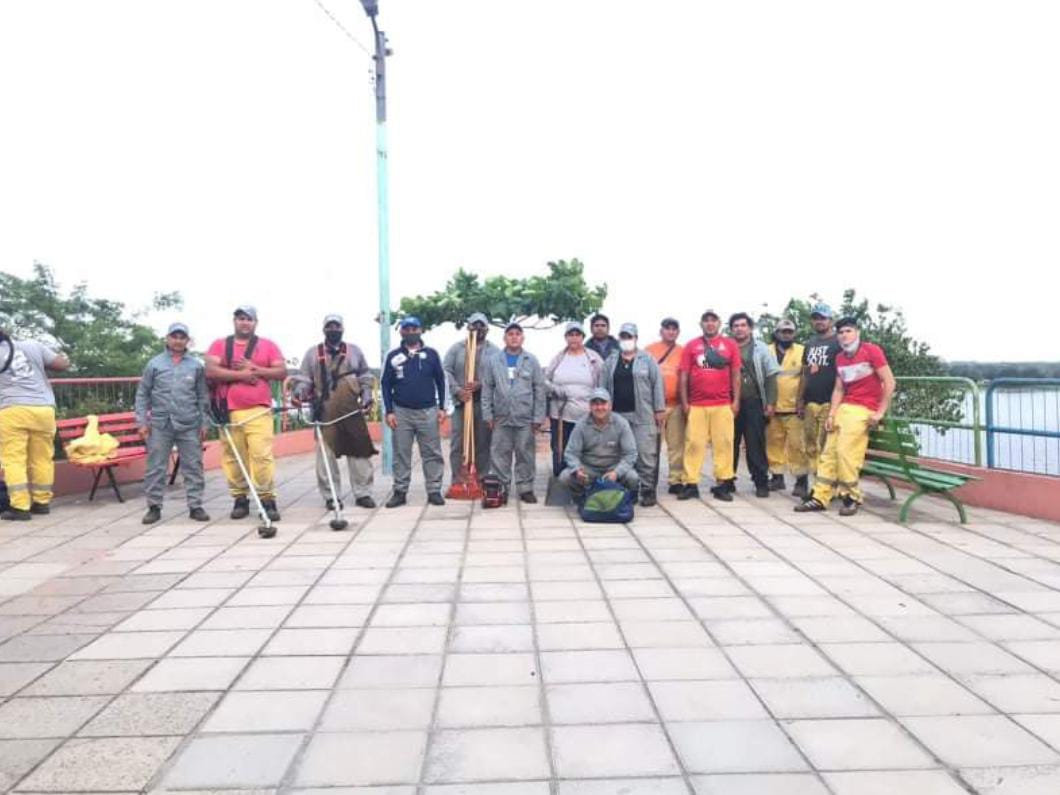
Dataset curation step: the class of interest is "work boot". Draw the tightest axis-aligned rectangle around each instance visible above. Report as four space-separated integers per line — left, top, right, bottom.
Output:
519 492 537 504
677 484 699 501
839 496 860 517
769 474 786 492
230 497 250 520
355 496 376 509
189 507 210 522
794 497 827 513
427 492 446 506
29 502 51 515
325 498 344 511
262 500 281 522
386 491 407 509
1 508 31 521
711 485 734 502
640 491 657 507
721 479 737 494
668 483 684 495
791 475 810 500
142 505 162 525
755 484 771 498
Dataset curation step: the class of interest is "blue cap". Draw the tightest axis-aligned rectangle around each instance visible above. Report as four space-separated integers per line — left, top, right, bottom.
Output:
399 316 422 329
810 303 833 319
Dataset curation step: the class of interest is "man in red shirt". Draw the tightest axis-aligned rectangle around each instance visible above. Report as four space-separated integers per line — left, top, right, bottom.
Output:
677 309 741 502
796 316 895 516
205 306 287 521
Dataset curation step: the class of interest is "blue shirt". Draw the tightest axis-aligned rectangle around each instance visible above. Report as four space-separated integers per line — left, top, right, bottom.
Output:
381 344 446 413
505 352 520 383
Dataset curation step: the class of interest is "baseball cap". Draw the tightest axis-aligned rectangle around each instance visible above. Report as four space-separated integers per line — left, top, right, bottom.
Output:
835 316 859 331
467 312 489 327
234 305 257 321
776 319 797 332
167 322 189 336
505 321 523 332
323 314 343 327
565 321 585 335
589 388 611 403
661 317 680 328
399 316 422 329
619 322 638 337
701 309 720 321
810 303 833 319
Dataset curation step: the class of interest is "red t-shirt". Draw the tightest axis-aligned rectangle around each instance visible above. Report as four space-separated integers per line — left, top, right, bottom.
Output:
679 336 741 406
837 341 888 411
206 336 285 410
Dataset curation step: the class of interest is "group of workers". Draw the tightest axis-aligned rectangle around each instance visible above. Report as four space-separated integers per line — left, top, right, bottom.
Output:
0 299 894 524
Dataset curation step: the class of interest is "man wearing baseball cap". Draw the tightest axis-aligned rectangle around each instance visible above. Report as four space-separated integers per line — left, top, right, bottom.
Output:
645 317 686 494
205 305 287 521
443 312 499 486
767 318 809 498
559 388 639 501
136 323 210 524
798 303 841 479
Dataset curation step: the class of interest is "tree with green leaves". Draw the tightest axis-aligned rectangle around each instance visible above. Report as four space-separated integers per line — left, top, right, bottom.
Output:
0 262 182 377
394 259 607 330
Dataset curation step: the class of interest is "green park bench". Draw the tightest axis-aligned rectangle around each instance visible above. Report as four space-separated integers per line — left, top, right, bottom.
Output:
861 418 977 524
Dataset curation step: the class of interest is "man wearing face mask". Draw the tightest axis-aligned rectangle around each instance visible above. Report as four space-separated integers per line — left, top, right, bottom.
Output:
796 317 895 516
603 323 666 506
766 319 809 498
297 315 377 510
443 312 499 485
382 317 447 507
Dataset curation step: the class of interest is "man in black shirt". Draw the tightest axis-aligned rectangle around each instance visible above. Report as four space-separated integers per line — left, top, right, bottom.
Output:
798 303 841 477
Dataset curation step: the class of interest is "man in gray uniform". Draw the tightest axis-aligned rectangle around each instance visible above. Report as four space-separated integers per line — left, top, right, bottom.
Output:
481 321 547 503
443 312 498 481
559 388 640 500
135 323 209 524
602 322 666 506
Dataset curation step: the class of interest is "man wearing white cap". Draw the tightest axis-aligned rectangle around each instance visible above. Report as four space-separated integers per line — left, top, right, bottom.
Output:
136 323 210 524
443 312 499 482
297 315 377 510
559 388 640 500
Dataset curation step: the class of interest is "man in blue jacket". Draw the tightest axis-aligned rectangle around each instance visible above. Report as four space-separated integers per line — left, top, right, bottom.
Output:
381 317 447 508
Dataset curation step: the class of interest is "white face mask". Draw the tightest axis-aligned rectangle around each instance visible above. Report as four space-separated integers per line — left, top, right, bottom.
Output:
840 333 860 354
619 339 637 353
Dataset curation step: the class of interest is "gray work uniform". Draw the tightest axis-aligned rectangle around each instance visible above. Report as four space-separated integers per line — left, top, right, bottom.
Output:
381 345 446 495
134 351 208 510
559 412 640 497
443 338 498 478
603 351 666 492
298 342 375 501
481 349 546 495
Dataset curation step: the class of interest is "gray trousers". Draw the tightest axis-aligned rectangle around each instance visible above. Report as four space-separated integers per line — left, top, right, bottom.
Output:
489 424 536 494
393 405 444 494
618 412 659 494
144 425 204 509
316 448 374 501
449 400 491 477
559 466 639 498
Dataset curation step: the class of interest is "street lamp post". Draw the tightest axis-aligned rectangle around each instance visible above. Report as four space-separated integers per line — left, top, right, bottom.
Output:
359 0 393 474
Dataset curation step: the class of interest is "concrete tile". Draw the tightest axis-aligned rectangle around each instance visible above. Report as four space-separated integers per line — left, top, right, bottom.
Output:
961 614 1060 641
284 605 371 628
552 723 680 777
0 662 51 696
959 765 1060 795
17 735 181 792
436 685 541 728
0 739 60 791
70 631 185 660
823 769 969 795
961 673 1060 713
226 585 310 606
537 622 624 651
320 688 435 731
0 695 108 738
632 647 737 681
294 731 427 786
162 733 303 788
264 628 358 656
620 621 714 648
669 720 808 774
427 784 548 795
1004 640 1060 672
726 644 836 678
902 715 1060 767
788 616 890 643
689 596 774 620
340 654 443 689
704 619 802 646
785 718 935 770
443 653 538 687
548 681 654 724
562 779 687 795
22 659 152 696
203 690 328 732
540 650 638 683
530 581 602 601
357 627 448 655
691 773 828 794
650 680 768 721
854 675 994 716
914 641 1034 675
818 642 935 676
1013 713 1060 748
533 600 612 624
750 677 880 719
113 607 212 632
132 657 247 692
370 603 451 627
148 588 234 609
449 625 534 653
169 628 273 657
0 633 97 662
424 727 550 782
611 598 693 622
79 692 220 736
236 655 345 690
199 605 293 630
453 602 532 625
461 583 532 602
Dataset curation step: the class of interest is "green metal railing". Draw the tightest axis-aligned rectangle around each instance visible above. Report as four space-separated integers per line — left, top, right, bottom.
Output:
892 376 982 467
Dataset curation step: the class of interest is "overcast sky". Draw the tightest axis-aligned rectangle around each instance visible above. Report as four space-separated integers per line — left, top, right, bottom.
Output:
1 1 1057 364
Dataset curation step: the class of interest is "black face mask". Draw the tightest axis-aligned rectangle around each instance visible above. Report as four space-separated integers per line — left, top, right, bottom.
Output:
402 333 422 347
775 337 793 351
324 330 343 346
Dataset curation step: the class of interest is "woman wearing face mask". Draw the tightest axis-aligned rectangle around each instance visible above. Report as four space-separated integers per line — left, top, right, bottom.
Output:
545 321 605 477
602 323 666 506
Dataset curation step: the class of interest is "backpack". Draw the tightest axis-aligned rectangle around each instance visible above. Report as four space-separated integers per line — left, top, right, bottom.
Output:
209 335 258 424
481 474 505 509
578 478 635 523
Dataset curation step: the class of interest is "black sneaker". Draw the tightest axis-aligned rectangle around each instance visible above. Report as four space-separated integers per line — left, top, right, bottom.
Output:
427 492 446 506
385 491 407 509
722 479 737 494
1 508 32 521
29 502 51 515
189 507 210 521
355 496 376 509
791 476 810 500
519 492 537 504
711 485 734 502
839 496 860 517
769 474 786 492
230 497 250 520
667 483 684 495
794 497 827 513
755 484 771 498
142 505 162 525
262 500 281 522
325 498 344 511
677 484 699 501
640 491 657 507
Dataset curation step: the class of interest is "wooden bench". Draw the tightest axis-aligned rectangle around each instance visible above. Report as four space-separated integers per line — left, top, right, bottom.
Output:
861 418 977 523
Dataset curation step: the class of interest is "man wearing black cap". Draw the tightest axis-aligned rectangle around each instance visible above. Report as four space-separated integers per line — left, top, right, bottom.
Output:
645 318 686 494
481 322 546 502
297 315 377 510
799 303 841 478
443 312 499 484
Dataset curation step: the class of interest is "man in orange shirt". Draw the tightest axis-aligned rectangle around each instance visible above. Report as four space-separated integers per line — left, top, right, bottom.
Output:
644 317 685 494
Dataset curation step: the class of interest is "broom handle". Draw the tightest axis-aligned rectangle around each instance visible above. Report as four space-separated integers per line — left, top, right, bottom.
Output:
464 330 476 467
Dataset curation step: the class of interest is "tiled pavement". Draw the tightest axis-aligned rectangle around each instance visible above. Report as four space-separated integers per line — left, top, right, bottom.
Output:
3 451 1060 794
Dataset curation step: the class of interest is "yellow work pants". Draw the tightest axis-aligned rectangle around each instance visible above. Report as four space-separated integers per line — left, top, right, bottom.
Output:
221 408 276 499
0 406 57 510
662 405 687 486
803 402 830 475
767 413 807 476
683 405 735 484
811 403 873 504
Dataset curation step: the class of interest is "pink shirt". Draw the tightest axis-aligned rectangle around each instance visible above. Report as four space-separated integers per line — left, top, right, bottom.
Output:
206 337 285 410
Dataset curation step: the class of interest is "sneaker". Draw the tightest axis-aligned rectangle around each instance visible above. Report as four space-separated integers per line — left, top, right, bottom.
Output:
519 492 537 504
769 474 786 492
794 497 827 513
839 496 860 517
230 497 250 520
385 491 407 509
189 507 210 521
640 491 657 507
791 476 809 500
29 502 51 515
355 496 376 509
262 500 281 522
722 479 736 494
755 484 771 498
1 508 31 521
427 492 446 506
711 485 734 502
667 483 684 495
142 505 162 525
677 484 700 501
325 498 344 511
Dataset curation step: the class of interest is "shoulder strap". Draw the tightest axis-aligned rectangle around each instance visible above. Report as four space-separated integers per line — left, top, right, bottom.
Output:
655 342 677 365
0 337 13 375
244 334 258 361
224 335 234 367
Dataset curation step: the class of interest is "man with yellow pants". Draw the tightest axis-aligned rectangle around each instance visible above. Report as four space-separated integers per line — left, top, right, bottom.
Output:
0 329 70 521
796 317 895 517
205 306 287 521
798 303 840 480
767 319 809 498
677 309 742 502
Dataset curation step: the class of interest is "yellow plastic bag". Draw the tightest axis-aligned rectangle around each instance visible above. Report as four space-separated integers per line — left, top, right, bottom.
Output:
66 415 120 464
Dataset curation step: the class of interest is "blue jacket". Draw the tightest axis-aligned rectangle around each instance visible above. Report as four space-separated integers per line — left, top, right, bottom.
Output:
381 344 446 413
